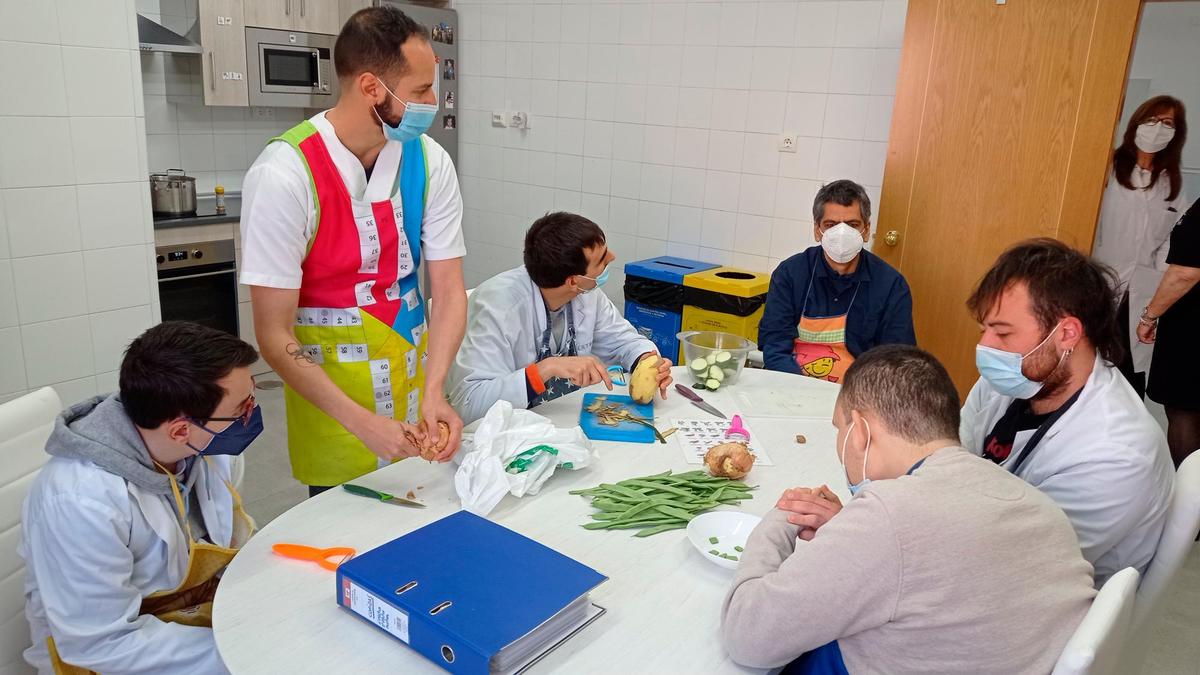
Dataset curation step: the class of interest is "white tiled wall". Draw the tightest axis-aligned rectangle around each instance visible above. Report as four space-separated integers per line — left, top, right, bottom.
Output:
0 0 159 407
452 0 906 305
138 0 310 193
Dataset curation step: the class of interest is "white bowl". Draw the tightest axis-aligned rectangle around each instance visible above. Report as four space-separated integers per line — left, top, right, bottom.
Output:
686 511 762 570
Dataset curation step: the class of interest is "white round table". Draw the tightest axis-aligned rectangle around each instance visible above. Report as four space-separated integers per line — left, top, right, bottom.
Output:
213 368 844 673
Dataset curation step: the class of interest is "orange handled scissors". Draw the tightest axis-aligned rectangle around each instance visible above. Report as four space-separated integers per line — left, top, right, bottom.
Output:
272 543 356 571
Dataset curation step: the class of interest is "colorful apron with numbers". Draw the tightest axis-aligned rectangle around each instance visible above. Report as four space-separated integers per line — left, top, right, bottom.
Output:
48 458 255 674
273 121 430 487
793 264 861 384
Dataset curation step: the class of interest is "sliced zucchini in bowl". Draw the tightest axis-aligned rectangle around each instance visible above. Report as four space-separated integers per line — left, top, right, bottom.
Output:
705 378 721 390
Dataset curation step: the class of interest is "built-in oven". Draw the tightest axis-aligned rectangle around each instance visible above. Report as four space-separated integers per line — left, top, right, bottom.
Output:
245 26 338 107
156 239 239 337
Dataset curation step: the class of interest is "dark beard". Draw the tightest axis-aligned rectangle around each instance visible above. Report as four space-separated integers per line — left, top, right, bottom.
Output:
375 102 402 128
1026 345 1070 402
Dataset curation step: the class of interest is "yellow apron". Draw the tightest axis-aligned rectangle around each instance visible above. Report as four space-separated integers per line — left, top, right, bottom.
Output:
48 458 254 674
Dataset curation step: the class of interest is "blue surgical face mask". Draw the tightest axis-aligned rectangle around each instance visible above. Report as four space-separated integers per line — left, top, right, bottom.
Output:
577 265 611 294
840 418 872 496
374 77 437 143
975 321 1063 400
187 406 264 457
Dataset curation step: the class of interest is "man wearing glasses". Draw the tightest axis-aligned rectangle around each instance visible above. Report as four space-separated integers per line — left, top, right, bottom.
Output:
759 179 916 382
20 322 260 673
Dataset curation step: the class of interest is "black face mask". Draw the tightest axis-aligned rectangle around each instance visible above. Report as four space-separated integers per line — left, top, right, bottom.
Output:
187 406 264 457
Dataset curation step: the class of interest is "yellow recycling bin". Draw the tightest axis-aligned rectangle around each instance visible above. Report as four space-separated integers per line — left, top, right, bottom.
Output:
681 266 771 356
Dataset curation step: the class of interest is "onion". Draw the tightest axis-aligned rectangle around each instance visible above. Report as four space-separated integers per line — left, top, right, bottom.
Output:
704 442 755 479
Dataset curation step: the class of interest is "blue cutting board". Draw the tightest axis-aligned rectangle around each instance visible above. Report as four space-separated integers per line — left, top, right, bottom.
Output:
579 393 656 443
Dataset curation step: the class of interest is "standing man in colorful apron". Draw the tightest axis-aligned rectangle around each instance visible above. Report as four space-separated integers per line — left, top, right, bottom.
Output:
241 7 468 495
759 180 916 382
20 322 261 673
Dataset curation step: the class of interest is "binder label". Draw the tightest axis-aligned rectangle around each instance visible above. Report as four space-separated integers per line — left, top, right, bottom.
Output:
343 578 410 644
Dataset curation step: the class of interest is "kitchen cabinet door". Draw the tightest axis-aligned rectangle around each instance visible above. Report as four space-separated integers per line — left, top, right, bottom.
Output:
244 0 293 30
295 0 342 34
199 0 249 106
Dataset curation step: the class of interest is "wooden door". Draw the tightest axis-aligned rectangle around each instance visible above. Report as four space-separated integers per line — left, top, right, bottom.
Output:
200 0 249 107
244 0 293 30
295 0 342 34
875 0 1142 396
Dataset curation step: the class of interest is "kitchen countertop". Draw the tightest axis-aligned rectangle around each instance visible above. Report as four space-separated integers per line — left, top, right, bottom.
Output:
153 194 242 229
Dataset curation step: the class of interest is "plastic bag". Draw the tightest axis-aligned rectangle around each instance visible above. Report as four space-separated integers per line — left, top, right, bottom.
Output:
454 400 595 516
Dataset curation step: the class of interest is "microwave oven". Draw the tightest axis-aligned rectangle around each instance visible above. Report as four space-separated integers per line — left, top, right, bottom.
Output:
245 26 338 108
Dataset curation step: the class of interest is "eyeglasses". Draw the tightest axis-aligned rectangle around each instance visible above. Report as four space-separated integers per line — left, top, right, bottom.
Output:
1144 116 1176 129
193 393 257 428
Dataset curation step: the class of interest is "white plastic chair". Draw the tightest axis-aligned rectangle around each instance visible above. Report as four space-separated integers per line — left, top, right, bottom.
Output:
1117 450 1200 672
1052 567 1139 675
0 388 62 675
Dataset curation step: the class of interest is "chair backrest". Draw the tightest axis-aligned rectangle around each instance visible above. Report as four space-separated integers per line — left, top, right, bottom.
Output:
1052 567 1139 675
0 388 62 674
1119 450 1200 672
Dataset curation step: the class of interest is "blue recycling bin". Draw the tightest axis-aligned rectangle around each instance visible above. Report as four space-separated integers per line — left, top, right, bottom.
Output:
623 257 718 363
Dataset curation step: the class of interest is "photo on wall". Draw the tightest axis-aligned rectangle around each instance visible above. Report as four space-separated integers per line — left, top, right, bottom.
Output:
443 115 456 130
444 91 455 110
442 58 456 81
432 21 454 45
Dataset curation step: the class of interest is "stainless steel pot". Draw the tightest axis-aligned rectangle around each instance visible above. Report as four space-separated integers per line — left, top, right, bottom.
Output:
150 169 197 216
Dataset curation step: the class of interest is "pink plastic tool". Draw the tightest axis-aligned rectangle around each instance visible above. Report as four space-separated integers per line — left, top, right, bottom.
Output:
724 414 750 443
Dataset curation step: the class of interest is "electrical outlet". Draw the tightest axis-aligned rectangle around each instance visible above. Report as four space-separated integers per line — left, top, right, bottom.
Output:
251 107 275 120
510 111 528 129
778 133 798 153
491 111 509 128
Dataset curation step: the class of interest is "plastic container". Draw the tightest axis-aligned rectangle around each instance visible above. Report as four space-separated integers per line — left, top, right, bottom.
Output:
678 331 756 390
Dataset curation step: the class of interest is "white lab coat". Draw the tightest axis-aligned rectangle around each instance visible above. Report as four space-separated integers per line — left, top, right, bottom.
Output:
959 355 1174 586
20 455 238 674
1092 168 1188 373
448 266 656 425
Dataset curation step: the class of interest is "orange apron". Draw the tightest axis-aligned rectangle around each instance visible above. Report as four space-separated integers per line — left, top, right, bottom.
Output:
793 264 862 384
48 458 254 674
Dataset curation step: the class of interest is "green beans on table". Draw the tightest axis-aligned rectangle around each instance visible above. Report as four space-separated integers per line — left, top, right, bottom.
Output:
569 470 754 537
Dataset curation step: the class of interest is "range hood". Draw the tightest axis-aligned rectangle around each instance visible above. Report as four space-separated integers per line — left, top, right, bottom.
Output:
137 14 201 54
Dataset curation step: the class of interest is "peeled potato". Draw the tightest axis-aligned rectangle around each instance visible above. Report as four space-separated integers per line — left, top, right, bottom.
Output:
704 442 755 480
629 355 660 404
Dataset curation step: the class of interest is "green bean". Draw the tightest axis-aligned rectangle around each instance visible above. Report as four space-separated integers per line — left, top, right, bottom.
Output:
635 523 687 537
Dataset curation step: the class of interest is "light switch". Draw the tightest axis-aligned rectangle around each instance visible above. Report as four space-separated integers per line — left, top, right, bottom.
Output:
492 111 509 128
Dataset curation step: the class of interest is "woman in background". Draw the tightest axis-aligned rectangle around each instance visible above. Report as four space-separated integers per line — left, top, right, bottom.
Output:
1092 95 1188 398
1139 198 1200 468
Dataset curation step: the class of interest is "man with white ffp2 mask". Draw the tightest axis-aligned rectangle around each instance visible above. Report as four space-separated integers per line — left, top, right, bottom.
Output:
759 180 915 383
721 345 1095 674
959 239 1174 586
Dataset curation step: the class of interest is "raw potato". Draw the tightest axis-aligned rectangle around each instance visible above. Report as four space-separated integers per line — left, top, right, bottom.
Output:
629 355 660 404
704 441 755 480
405 421 451 461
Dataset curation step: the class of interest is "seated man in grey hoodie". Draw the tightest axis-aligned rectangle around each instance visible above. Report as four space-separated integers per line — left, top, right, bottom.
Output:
721 345 1096 674
20 322 261 674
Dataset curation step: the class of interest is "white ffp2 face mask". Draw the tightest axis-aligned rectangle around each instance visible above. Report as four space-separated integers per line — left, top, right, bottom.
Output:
1135 121 1175 154
820 222 865 264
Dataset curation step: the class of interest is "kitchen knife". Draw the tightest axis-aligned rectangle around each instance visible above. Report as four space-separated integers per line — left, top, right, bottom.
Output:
343 483 426 508
673 383 728 419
